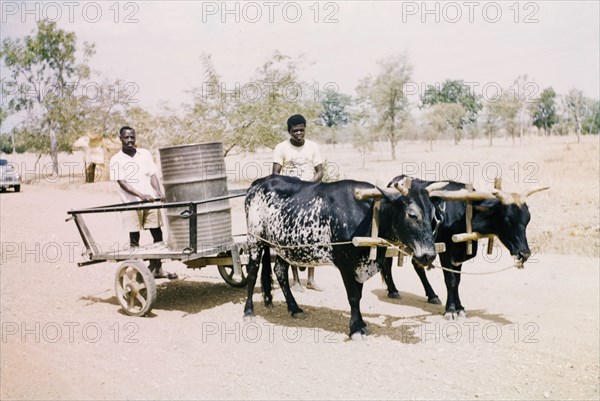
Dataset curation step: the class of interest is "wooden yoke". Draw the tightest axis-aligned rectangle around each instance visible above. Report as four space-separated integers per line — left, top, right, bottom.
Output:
354 188 383 200
465 182 474 255
451 178 500 254
370 199 381 260
354 179 440 263
487 177 502 255
355 184 406 260
396 177 411 266
354 187 383 260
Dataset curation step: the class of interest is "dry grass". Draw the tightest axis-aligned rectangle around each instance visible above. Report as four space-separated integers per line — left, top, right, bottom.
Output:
5 134 599 257
226 135 599 257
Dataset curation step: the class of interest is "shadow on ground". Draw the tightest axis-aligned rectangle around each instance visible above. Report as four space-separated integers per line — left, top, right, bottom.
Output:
253 301 421 344
79 278 260 317
372 288 514 325
256 293 514 344
80 280 512 341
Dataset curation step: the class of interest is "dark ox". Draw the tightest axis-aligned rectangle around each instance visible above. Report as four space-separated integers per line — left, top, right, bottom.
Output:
382 175 548 319
243 174 438 337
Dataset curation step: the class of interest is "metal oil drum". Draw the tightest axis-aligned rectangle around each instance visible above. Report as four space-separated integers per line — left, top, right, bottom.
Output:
159 142 233 253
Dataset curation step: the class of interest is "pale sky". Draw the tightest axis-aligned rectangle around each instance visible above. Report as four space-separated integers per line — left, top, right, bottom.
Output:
1 0 599 126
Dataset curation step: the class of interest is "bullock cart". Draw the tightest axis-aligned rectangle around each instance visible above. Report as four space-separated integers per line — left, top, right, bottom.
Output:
67 142 253 317
66 189 249 317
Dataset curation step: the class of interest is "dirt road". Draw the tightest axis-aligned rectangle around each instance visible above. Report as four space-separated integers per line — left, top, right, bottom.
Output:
2 137 599 400
1 181 598 400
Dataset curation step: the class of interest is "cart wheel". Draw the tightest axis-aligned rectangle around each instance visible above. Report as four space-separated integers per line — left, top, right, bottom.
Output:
115 260 157 316
217 264 248 287
217 250 248 288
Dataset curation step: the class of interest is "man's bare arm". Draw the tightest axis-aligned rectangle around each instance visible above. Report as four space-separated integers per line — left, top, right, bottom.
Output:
150 174 165 201
117 180 155 201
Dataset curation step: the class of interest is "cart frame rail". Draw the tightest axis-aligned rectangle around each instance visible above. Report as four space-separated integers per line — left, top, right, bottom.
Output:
66 189 247 265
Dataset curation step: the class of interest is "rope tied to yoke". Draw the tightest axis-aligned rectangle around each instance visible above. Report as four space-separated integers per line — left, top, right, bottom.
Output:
248 233 519 275
248 233 353 249
247 233 355 267
424 262 517 275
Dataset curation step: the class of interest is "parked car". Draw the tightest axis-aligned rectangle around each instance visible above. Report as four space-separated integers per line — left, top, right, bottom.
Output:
0 159 21 192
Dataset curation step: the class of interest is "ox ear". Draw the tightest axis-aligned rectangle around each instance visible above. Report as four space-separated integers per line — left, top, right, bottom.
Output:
393 182 410 196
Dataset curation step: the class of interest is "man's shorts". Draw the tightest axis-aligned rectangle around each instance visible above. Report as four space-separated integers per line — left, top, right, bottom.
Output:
121 209 162 232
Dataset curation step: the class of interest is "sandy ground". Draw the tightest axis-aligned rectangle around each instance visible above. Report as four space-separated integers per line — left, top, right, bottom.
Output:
1 136 599 400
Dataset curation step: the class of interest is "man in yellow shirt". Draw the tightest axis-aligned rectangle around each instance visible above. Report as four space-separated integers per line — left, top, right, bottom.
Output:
270 114 324 291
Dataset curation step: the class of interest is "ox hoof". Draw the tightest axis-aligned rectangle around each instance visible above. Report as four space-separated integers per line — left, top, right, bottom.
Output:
243 314 255 323
388 292 401 299
443 310 466 320
444 311 456 321
350 332 368 341
428 296 442 305
291 310 306 319
264 303 275 310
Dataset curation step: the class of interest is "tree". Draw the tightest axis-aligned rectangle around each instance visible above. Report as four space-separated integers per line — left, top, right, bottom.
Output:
356 54 413 160
510 74 535 145
563 89 587 143
235 51 321 153
479 107 501 147
66 78 140 182
426 103 466 149
1 20 94 174
122 106 159 147
485 90 519 145
350 123 375 168
317 91 351 148
319 91 351 127
182 53 236 151
531 87 557 135
424 103 467 148
185 51 321 156
421 79 482 130
0 106 15 153
582 99 600 135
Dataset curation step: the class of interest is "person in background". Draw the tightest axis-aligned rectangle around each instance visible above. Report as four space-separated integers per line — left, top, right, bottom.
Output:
268 114 324 291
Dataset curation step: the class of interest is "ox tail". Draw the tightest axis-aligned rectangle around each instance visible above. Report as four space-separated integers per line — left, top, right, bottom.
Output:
260 246 274 305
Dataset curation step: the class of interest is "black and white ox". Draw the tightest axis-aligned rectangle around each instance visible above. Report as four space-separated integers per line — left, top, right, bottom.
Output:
381 175 548 319
243 174 440 337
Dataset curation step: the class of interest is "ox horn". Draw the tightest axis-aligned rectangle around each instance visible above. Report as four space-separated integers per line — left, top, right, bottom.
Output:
491 186 549 205
525 186 550 198
424 181 449 193
393 182 409 196
354 187 400 200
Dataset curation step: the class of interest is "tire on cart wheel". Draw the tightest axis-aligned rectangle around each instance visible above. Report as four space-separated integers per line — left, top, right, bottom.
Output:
217 252 248 288
115 260 157 316
14 185 20 192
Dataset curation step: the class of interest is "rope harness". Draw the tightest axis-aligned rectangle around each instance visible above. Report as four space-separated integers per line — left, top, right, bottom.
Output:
248 233 519 274
426 262 517 275
248 233 353 267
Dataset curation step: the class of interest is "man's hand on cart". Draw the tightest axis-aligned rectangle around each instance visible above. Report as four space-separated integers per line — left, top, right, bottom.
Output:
139 193 159 202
